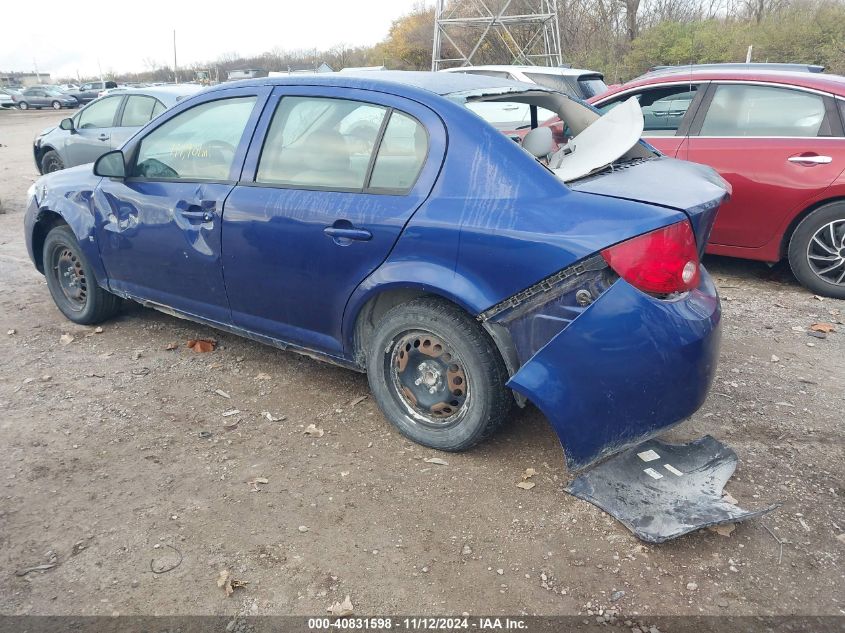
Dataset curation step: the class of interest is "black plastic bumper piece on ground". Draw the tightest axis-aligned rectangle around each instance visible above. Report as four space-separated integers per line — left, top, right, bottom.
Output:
565 435 779 543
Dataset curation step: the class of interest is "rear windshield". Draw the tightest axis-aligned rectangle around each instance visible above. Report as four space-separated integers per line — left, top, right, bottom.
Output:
465 101 556 131
578 77 608 98
523 73 578 98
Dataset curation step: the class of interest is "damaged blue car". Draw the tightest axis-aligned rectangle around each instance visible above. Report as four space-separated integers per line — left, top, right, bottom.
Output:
24 71 729 472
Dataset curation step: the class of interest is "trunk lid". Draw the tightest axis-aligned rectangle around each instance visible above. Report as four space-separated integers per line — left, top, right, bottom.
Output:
567 157 730 253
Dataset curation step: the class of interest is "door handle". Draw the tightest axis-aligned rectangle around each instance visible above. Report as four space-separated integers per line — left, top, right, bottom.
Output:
180 209 214 222
324 227 372 241
97 134 110 141
175 199 216 223
788 154 832 165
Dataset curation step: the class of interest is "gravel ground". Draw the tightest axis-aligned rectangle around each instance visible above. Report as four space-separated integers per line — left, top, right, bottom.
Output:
0 108 843 621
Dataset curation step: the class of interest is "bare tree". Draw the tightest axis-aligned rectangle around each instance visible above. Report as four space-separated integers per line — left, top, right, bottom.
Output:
621 0 642 40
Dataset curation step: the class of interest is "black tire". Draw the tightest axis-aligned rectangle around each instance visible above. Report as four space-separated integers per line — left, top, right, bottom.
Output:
366 297 511 452
42 225 121 324
51 100 62 110
41 150 64 174
18 101 28 110
787 201 845 299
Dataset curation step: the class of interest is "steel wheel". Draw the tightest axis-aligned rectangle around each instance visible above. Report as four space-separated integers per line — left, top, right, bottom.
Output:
388 331 470 428
41 150 64 173
50 246 88 312
806 219 845 287
367 297 511 451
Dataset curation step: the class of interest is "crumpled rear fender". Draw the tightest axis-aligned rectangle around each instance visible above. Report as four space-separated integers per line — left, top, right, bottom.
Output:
507 269 721 471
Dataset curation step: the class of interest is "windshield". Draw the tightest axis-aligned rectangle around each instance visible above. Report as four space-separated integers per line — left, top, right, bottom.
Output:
46 90 64 97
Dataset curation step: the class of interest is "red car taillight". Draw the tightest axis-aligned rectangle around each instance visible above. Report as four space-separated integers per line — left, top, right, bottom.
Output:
601 221 700 295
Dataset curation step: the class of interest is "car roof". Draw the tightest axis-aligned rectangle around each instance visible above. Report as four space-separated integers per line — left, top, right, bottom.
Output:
640 63 825 78
208 70 548 98
603 68 845 97
441 65 602 78
105 84 205 105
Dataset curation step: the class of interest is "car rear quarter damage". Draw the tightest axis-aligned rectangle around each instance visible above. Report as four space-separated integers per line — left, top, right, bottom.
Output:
496 262 721 471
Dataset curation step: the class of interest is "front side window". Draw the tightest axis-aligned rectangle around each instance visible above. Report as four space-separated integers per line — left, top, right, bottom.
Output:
121 95 161 127
133 96 256 180
700 84 827 137
257 96 387 189
77 96 122 129
369 111 428 191
597 85 698 136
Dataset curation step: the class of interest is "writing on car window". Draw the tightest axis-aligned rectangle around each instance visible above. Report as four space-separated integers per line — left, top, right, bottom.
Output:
133 96 256 180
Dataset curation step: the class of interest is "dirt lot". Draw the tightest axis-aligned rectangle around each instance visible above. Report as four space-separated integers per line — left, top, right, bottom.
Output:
0 108 843 621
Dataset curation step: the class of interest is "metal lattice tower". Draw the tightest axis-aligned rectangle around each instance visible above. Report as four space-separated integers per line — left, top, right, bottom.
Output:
431 0 562 71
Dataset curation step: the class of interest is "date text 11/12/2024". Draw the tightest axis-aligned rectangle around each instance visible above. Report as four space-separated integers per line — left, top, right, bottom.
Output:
308 617 528 630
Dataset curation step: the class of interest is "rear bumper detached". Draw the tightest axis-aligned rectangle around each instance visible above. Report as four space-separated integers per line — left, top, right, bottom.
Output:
507 267 721 472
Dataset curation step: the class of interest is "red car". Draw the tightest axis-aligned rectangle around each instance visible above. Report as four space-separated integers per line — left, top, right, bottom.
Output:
589 68 845 298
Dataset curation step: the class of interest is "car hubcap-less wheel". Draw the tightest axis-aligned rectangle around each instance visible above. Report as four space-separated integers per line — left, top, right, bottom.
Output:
807 219 845 286
388 332 469 428
43 156 62 173
52 247 88 311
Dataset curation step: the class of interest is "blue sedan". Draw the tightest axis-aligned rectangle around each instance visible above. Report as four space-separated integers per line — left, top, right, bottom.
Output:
24 71 729 471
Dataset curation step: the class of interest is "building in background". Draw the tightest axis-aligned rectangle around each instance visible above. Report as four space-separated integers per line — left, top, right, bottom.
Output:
226 68 270 81
269 62 334 76
0 72 52 87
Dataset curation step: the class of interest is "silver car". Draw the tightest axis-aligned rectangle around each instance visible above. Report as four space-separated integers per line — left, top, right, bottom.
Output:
13 87 79 110
33 85 203 174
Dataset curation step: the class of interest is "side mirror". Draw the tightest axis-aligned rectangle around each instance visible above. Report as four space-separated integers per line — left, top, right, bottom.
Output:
59 118 75 132
94 150 126 179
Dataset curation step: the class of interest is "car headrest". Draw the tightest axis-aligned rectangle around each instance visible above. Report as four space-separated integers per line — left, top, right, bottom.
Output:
522 126 555 158
304 129 350 172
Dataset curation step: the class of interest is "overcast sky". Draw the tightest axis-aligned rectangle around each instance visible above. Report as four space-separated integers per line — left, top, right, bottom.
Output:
2 0 426 80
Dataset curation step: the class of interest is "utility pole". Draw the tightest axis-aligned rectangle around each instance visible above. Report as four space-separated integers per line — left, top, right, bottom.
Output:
173 30 179 84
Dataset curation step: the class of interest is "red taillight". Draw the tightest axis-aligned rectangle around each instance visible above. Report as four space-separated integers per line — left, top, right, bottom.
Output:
601 221 700 295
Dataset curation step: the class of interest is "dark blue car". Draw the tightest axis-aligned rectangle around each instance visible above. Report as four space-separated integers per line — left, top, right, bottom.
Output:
24 72 729 471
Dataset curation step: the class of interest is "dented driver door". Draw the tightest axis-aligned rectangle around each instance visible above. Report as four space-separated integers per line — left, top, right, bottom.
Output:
94 88 270 324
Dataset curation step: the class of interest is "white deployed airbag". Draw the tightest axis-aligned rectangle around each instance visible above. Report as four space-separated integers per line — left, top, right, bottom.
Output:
550 97 644 183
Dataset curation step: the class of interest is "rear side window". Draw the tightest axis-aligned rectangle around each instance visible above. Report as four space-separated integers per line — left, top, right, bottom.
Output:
700 84 827 137
257 96 387 190
368 111 428 192
120 95 161 127
133 96 256 180
78 96 122 129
